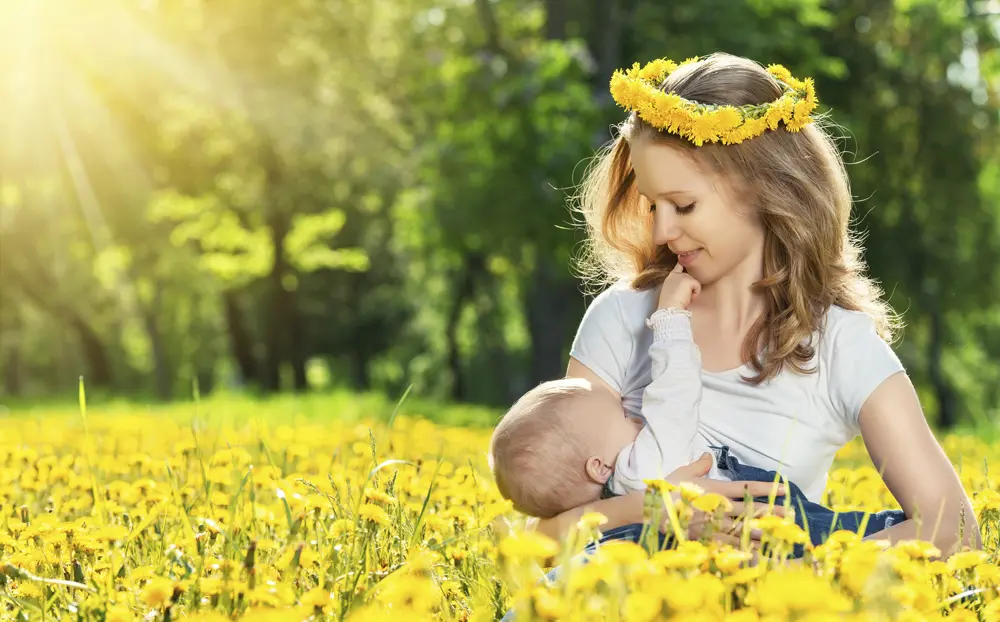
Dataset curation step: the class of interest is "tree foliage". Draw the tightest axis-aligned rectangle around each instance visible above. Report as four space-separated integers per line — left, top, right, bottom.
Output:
1 0 998 428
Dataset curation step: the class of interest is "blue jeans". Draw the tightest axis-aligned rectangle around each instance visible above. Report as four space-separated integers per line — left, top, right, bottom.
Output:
711 444 905 556
499 445 905 621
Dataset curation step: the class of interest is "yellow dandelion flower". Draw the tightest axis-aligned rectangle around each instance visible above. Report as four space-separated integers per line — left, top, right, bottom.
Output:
691 492 733 514
766 64 794 84
685 113 721 146
301 587 332 609
331 518 355 538
637 58 677 82
714 547 753 573
364 487 396 505
977 561 1000 585
624 591 662 622
141 576 176 608
358 503 391 526
105 606 135 622
894 539 941 560
498 531 559 561
948 550 987 572
577 512 609 531
593 540 648 565
532 586 565 619
651 541 709 570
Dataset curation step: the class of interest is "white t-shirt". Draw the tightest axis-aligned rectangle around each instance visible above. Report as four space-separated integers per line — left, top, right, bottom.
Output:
570 281 906 502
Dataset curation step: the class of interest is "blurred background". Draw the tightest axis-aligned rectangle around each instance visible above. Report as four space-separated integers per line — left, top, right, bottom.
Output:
0 0 998 430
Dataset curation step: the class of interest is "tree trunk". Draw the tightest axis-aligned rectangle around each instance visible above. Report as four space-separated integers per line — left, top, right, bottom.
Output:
70 314 113 389
288 296 308 392
525 256 580 387
262 210 308 393
2 347 21 397
222 290 258 388
6 262 114 389
475 0 503 53
348 273 372 391
445 253 485 402
544 0 568 39
927 301 957 429
262 215 287 393
141 285 172 400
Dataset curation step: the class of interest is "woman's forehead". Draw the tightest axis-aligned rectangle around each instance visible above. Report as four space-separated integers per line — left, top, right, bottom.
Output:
631 141 705 197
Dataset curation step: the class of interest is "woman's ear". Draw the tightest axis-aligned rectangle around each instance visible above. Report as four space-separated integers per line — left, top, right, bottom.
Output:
584 456 613 485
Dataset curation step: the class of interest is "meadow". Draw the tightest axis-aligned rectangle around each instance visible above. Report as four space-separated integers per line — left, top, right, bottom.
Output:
1 388 998 621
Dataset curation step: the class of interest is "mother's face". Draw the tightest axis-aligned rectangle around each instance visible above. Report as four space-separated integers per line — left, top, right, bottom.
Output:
629 136 766 286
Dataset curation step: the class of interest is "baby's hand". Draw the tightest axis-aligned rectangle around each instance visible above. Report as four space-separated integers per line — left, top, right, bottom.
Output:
657 262 701 310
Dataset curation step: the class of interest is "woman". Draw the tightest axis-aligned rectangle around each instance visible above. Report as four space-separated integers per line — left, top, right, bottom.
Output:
534 53 980 557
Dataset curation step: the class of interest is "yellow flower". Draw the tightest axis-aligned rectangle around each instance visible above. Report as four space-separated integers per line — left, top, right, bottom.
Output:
301 587 332 608
751 569 851 615
358 503 391 526
767 64 794 84
691 492 733 514
636 58 678 82
623 591 662 622
611 57 817 144
141 577 176 608
364 487 397 505
948 550 987 572
714 547 753 573
577 512 609 530
331 518 355 538
651 541 709 570
894 539 941 560
532 586 565 619
105 605 134 622
498 531 559 561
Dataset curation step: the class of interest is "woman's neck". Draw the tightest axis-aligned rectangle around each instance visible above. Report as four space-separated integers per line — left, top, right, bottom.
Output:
694 254 766 332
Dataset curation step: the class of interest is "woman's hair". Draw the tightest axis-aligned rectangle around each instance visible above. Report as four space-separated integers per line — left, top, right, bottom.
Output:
573 52 900 385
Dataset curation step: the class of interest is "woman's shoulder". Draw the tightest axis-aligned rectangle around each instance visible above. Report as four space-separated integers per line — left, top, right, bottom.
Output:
583 280 659 332
816 304 903 373
815 305 906 423
570 280 658 393
818 305 887 347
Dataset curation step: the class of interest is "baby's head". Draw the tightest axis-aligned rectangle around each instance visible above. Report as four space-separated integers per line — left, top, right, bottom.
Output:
488 378 640 518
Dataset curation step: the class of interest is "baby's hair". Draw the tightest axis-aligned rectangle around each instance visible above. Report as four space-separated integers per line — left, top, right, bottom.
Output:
489 378 598 518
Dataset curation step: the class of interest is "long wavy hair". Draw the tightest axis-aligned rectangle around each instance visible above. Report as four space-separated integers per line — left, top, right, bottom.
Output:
573 52 900 384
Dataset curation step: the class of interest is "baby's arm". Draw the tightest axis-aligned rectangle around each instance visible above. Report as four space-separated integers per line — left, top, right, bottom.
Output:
609 309 703 494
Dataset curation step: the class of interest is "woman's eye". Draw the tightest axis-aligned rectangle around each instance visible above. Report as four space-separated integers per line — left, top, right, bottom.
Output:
676 203 696 215
648 202 656 213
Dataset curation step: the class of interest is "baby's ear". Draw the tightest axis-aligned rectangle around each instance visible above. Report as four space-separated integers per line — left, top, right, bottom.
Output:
584 456 613 485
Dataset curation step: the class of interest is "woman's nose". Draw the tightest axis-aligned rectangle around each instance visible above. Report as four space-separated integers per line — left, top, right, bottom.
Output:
652 207 681 246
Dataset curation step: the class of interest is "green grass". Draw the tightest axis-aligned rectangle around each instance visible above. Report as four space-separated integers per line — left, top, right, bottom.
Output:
3 386 996 442
1 387 505 429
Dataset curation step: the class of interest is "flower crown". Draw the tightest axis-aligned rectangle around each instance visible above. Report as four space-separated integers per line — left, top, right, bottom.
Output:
609 57 818 146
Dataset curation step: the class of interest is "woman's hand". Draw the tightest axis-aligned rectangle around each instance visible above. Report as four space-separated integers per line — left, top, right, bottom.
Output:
662 453 787 546
666 452 786 500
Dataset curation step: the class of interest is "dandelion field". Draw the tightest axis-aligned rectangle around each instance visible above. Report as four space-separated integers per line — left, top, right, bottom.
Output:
1 390 999 621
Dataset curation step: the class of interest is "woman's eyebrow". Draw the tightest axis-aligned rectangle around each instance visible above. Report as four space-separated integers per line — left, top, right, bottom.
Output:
636 187 695 199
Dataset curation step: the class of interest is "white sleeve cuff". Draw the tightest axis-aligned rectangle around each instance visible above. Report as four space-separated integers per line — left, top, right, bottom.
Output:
646 308 694 342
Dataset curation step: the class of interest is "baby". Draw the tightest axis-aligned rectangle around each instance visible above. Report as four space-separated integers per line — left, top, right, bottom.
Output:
489 264 905 548
489 263 715 518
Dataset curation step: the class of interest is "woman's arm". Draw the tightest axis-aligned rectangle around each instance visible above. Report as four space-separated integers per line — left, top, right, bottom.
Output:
857 372 981 556
529 491 645 540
